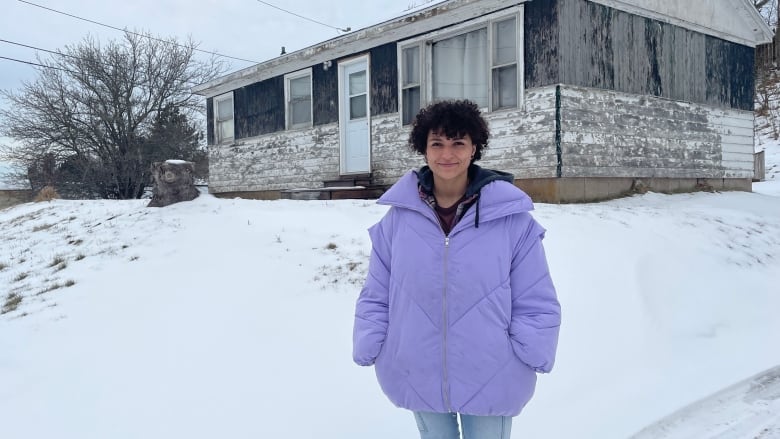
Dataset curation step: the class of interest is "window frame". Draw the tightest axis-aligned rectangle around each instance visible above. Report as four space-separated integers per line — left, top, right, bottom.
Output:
399 45 422 126
213 92 235 144
284 68 313 130
397 6 524 125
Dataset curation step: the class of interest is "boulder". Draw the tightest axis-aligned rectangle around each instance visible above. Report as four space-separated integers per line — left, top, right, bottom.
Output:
147 160 199 207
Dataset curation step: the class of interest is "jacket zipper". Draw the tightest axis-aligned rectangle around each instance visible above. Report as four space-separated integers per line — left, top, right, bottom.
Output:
442 235 452 411
427 205 457 412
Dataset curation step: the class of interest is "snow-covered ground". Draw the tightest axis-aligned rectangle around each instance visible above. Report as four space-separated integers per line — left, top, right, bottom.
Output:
630 365 780 439
1 168 779 438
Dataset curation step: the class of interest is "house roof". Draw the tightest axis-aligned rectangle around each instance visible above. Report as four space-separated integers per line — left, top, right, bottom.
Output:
192 0 524 98
193 0 774 98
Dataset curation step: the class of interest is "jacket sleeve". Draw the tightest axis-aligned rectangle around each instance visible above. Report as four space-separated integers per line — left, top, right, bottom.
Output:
508 216 561 373
352 211 393 366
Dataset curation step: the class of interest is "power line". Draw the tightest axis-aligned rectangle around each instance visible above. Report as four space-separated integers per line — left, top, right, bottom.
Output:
17 0 260 64
0 53 204 90
0 38 78 60
0 55 77 74
254 0 351 33
0 38 203 87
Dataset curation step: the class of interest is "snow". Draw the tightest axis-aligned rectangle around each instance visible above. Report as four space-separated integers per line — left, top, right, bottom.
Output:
1 168 779 438
164 159 191 165
630 366 780 439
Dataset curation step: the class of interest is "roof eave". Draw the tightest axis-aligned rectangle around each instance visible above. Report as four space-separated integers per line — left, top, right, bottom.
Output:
192 0 525 98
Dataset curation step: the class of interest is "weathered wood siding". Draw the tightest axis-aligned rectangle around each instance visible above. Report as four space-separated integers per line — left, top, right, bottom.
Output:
481 87 559 179
234 77 285 138
559 85 754 179
525 0 560 88
369 114 419 185
206 97 214 145
313 62 338 126
370 43 399 116
530 0 756 110
705 37 756 111
208 86 559 193
208 124 341 193
367 86 560 187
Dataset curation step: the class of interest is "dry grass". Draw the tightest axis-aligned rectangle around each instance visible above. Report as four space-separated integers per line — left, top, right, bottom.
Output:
34 186 60 202
32 223 55 232
2 293 22 314
48 255 66 268
0 261 8 271
35 280 76 296
13 272 29 282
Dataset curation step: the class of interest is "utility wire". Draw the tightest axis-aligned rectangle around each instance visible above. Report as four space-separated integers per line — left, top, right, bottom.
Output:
0 52 203 90
0 55 77 74
17 0 260 64
254 0 351 32
1 38 79 60
0 38 204 87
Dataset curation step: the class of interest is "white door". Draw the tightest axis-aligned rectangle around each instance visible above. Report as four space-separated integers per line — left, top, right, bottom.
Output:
339 57 370 175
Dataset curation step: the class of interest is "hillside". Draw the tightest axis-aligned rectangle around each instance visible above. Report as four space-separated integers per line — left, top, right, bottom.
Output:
1 174 779 438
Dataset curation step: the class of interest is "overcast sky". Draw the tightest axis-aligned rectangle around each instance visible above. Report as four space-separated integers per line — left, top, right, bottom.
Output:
1 0 443 92
0 0 443 173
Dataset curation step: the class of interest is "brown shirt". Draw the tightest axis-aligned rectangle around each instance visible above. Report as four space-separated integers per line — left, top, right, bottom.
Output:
434 194 468 235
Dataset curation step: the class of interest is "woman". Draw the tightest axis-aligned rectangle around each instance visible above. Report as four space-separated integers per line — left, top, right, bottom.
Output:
353 100 561 439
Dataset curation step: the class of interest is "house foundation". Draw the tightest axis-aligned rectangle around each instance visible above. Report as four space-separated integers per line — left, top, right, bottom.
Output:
515 177 752 203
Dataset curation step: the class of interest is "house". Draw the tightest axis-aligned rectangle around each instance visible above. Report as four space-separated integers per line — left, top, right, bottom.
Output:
193 0 773 203
0 164 31 209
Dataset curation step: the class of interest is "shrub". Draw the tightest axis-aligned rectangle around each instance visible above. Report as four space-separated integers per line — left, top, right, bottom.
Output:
34 186 60 202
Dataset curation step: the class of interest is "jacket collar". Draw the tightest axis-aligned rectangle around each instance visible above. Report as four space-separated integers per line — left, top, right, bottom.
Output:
378 165 535 227
416 164 515 198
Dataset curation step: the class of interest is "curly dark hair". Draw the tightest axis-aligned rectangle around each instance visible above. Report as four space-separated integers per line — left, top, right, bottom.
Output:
408 99 490 163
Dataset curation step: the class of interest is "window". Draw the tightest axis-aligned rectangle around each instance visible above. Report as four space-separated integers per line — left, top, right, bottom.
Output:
214 92 234 143
399 9 522 124
285 69 313 129
432 27 488 107
349 70 367 119
492 17 518 109
401 45 421 125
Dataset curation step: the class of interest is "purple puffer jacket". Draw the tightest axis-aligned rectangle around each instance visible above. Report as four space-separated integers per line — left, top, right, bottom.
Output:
353 170 561 416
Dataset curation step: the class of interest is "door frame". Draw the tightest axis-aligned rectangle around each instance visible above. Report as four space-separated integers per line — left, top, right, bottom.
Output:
337 54 371 176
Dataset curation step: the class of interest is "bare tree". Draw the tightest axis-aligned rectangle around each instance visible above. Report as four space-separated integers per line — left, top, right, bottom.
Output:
755 0 771 10
755 0 780 137
0 31 225 199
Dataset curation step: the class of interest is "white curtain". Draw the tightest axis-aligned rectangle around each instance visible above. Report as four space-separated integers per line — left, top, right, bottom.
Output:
432 28 488 107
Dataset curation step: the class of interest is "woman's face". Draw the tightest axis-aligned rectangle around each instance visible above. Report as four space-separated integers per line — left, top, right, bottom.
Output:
425 130 476 185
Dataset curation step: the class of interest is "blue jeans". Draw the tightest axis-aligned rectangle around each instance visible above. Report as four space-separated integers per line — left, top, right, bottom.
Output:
413 411 512 439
